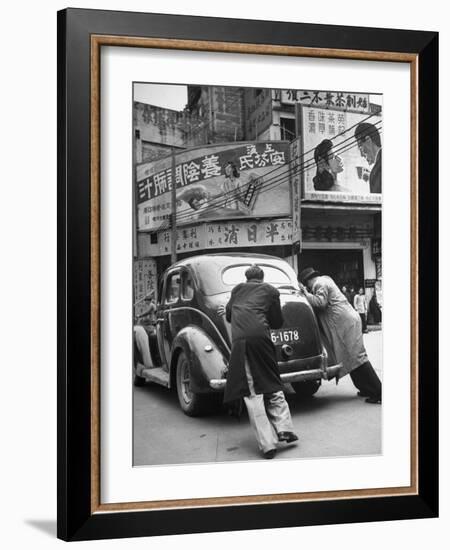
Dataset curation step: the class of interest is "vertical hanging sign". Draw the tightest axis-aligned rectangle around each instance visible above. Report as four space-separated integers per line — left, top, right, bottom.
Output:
290 133 302 253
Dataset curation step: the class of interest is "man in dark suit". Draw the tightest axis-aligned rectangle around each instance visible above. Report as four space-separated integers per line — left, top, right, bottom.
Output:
354 122 382 194
218 265 298 459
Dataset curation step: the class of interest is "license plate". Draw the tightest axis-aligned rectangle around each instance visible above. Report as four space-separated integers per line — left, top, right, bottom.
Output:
271 328 300 345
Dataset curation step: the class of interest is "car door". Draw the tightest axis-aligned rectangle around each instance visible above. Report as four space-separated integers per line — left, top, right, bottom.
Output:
156 269 181 369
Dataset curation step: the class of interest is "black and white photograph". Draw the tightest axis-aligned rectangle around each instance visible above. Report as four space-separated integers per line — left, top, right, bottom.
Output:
0 0 443 546
132 83 383 465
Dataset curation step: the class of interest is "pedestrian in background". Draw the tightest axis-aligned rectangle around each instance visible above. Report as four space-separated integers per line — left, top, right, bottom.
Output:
354 287 369 334
218 265 298 459
134 292 157 369
136 292 157 337
298 267 382 404
369 289 382 324
341 284 352 304
348 285 356 309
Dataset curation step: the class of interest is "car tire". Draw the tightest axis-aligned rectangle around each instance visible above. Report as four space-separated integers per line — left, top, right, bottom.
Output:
292 380 321 398
176 351 216 416
133 372 146 387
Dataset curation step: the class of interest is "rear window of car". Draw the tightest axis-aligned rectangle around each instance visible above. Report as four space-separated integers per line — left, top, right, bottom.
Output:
222 265 292 287
191 258 298 295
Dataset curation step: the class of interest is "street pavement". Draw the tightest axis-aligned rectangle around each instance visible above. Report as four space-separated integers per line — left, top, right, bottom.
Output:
133 329 382 465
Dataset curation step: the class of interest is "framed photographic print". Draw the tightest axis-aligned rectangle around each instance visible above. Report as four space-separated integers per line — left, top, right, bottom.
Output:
57 8 438 541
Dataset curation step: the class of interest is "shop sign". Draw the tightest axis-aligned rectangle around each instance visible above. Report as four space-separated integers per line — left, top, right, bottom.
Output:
136 141 291 231
289 138 302 249
147 219 294 257
205 219 293 249
274 89 370 114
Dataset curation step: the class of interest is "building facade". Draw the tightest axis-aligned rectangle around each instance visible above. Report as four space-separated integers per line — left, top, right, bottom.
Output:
134 87 383 318
134 101 209 163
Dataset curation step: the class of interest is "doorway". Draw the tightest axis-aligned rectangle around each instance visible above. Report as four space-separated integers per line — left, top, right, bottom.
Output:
298 249 364 290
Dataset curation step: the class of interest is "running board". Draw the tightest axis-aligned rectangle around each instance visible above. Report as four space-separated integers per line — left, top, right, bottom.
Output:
138 365 170 387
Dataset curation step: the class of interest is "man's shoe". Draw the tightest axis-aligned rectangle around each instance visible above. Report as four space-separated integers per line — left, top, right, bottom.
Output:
263 449 277 459
365 396 382 404
357 391 369 398
278 431 299 443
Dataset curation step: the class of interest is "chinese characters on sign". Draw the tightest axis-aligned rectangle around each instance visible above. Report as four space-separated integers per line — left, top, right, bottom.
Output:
133 259 158 316
206 220 293 248
146 219 294 256
158 226 203 255
299 105 382 203
305 108 347 137
136 142 291 231
289 138 302 249
274 90 370 114
137 143 287 202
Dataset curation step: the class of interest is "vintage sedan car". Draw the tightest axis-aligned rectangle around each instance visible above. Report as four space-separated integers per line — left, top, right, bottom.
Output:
134 253 342 416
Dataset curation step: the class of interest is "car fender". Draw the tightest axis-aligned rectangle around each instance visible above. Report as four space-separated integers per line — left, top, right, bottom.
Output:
171 326 228 393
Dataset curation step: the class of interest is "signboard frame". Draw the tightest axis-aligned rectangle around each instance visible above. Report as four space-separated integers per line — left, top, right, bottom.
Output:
298 104 383 204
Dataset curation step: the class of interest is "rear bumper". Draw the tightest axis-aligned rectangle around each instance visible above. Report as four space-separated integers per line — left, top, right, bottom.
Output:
209 355 342 390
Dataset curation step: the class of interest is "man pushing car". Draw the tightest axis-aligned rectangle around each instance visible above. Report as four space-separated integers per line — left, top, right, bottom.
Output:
218 264 299 459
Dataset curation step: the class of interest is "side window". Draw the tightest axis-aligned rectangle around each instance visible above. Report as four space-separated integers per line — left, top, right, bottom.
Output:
165 272 181 304
181 271 195 301
157 279 164 305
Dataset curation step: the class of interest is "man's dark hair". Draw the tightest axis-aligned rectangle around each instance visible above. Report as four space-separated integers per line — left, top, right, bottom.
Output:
225 161 240 178
354 122 381 148
245 264 264 281
312 139 334 191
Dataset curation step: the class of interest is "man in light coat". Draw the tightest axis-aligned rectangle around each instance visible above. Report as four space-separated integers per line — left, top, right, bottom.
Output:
298 267 382 404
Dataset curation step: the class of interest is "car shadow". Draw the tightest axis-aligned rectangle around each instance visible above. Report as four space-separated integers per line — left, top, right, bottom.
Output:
134 380 360 423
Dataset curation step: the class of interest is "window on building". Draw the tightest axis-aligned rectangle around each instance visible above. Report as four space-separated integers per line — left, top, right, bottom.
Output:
280 117 296 140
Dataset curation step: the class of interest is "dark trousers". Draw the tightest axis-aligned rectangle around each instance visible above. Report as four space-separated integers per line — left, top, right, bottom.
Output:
359 313 368 333
350 361 382 400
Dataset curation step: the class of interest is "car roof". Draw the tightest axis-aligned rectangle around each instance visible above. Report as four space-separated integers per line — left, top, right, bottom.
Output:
168 253 289 271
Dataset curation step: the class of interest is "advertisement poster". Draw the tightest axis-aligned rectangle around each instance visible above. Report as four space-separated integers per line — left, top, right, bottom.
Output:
136 141 290 231
299 105 382 203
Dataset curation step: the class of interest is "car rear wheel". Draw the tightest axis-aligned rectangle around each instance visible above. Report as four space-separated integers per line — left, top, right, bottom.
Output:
133 373 146 387
292 380 321 398
176 351 216 416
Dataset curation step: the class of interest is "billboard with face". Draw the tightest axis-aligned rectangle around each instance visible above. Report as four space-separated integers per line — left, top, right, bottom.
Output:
136 141 290 231
299 105 382 203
